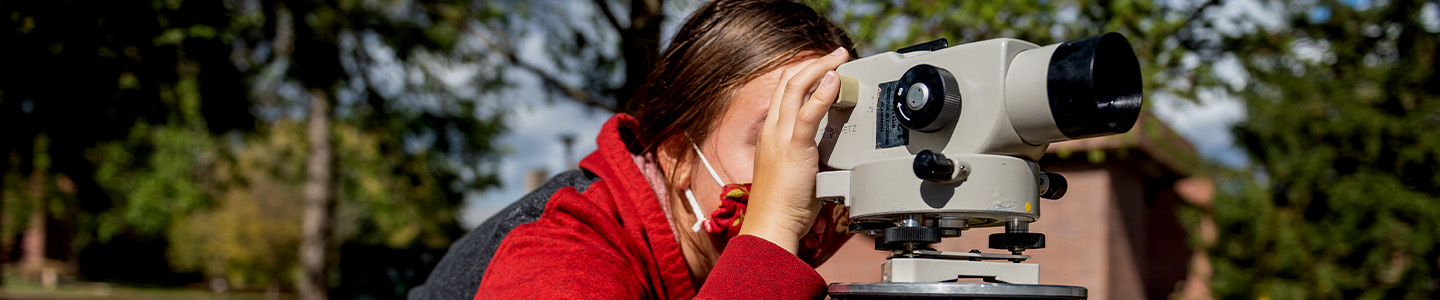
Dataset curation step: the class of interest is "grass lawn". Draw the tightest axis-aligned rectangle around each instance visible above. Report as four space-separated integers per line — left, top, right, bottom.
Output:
1 275 295 300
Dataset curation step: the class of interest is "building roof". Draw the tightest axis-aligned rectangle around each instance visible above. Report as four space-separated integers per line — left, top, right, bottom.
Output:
1045 112 1203 177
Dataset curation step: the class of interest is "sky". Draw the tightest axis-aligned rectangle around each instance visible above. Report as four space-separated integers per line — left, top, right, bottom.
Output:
456 0 1296 228
455 1 703 227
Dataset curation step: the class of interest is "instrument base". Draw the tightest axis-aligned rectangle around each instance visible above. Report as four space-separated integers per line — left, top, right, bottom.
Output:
828 282 1087 300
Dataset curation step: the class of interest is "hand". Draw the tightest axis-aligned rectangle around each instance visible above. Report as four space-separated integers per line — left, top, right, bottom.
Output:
739 47 849 254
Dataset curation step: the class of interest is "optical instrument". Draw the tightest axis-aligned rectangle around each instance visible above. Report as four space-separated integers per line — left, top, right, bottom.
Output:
817 32 1143 299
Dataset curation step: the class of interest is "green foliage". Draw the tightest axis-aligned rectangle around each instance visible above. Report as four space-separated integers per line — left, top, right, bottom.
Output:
89 72 220 241
165 121 306 290
90 123 218 242
331 114 505 250
1 0 509 293
1199 1 1440 298
165 120 325 290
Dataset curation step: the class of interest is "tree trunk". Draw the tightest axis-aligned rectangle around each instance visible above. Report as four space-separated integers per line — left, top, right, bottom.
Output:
299 88 335 300
0 150 9 288
617 0 664 112
21 169 45 280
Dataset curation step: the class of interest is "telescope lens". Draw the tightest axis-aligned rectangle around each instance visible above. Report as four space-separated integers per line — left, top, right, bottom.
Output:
1046 32 1143 138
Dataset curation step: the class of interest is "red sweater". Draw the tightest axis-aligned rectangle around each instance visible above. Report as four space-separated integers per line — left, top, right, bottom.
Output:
475 114 827 299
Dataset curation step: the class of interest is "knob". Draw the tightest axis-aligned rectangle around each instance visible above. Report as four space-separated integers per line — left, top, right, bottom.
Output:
988 232 1047 250
876 226 942 250
1039 172 1067 199
991 219 1045 257
833 76 860 108
912 150 954 182
893 64 962 132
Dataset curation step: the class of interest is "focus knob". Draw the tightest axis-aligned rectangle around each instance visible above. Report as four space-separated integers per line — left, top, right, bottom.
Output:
894 64 962 132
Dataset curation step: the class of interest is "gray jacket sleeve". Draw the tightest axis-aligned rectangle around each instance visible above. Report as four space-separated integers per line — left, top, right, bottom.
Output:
407 169 599 300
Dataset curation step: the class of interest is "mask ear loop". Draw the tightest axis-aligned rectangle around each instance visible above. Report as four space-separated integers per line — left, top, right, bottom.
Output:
684 190 707 232
685 141 727 232
690 143 726 186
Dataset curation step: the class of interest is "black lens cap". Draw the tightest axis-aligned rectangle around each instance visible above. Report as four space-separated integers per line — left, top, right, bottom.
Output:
1046 32 1143 139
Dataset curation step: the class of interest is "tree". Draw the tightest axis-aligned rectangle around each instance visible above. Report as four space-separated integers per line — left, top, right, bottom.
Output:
494 0 1225 122
167 122 306 292
180 0 510 297
2 0 509 298
468 0 676 113
1 0 254 284
299 87 334 300
1191 1 1440 298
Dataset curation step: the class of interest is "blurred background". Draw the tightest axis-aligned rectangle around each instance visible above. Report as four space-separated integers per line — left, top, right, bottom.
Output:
0 0 1436 299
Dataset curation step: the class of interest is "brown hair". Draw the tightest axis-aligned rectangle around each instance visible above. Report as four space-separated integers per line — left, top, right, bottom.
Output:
628 0 855 162
625 1 853 277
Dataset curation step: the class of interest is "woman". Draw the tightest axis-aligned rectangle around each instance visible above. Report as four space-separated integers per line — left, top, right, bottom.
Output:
411 1 856 299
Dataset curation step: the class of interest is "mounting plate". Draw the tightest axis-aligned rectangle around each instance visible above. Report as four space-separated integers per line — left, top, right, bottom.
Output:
829 282 1087 300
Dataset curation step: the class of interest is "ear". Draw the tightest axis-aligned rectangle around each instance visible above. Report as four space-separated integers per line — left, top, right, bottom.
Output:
657 145 694 191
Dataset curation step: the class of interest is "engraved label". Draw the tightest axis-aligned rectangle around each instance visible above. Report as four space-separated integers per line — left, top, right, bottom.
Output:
874 81 908 149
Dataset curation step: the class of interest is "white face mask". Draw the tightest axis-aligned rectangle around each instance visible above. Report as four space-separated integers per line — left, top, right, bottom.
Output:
684 142 726 232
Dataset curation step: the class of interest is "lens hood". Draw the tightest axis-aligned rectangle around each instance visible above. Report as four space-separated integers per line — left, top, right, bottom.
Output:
1045 32 1143 138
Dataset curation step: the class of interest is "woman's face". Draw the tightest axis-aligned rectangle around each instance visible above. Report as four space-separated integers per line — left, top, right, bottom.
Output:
688 54 821 209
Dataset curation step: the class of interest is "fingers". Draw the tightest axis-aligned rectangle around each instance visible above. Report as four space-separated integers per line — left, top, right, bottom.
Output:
794 70 839 142
775 48 849 133
766 58 819 131
745 48 852 254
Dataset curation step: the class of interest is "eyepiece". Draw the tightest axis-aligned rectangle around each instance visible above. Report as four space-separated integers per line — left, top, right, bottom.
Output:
1046 32 1143 138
